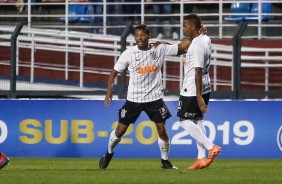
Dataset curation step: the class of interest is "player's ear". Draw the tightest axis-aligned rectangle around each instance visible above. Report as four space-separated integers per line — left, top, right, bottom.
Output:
148 33 152 39
192 24 196 31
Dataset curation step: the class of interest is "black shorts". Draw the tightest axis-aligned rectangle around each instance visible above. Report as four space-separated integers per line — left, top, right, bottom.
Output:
177 93 210 120
118 99 171 126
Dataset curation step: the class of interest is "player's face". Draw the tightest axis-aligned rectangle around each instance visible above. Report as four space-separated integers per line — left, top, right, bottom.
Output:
134 28 151 50
182 19 194 38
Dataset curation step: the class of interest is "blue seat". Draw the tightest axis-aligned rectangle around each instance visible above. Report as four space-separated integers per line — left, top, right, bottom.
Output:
224 1 251 21
60 5 90 22
245 3 272 21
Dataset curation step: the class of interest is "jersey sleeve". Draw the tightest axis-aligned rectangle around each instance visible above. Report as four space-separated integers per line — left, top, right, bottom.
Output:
190 44 205 68
162 44 178 56
114 48 131 72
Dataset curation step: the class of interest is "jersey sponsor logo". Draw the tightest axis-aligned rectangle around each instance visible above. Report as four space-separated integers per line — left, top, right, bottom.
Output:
184 112 197 118
137 64 157 74
277 125 282 152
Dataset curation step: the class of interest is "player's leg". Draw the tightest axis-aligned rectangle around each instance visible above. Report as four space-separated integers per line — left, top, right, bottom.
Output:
195 120 207 159
177 95 221 169
155 123 169 159
155 123 177 169
178 95 213 150
145 99 177 169
180 119 221 166
0 152 9 170
107 123 128 154
199 94 222 163
99 101 141 169
99 123 126 169
185 120 210 170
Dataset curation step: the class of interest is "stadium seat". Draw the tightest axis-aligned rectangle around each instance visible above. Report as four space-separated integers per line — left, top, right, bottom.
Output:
224 0 251 21
244 3 272 21
60 5 90 22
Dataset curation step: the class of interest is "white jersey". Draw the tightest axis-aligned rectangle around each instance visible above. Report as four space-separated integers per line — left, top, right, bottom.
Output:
180 34 212 97
114 44 178 103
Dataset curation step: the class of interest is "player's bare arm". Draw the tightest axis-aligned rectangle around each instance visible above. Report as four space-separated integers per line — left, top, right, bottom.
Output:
195 67 208 113
177 38 192 55
105 69 119 107
151 38 191 55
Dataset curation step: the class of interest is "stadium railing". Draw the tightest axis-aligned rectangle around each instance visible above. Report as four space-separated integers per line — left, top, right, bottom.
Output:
0 0 282 99
1 0 282 39
1 25 282 98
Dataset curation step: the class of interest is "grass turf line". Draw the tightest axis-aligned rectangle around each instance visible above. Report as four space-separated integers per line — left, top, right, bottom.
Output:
0 158 281 184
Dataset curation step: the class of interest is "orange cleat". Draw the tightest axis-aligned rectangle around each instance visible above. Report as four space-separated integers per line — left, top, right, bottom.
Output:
187 157 211 170
208 145 222 161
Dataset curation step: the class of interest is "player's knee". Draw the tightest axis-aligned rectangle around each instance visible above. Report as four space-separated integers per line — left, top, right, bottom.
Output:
156 125 168 140
158 132 169 142
115 129 125 137
115 124 129 137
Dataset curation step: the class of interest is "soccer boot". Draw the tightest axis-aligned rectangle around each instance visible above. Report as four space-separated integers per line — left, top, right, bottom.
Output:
187 157 211 170
161 159 178 169
0 152 9 170
99 151 114 169
208 145 222 161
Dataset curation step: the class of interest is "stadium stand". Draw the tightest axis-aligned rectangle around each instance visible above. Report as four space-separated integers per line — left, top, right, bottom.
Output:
224 0 251 21
225 1 273 22
245 2 272 21
0 1 282 98
59 4 90 22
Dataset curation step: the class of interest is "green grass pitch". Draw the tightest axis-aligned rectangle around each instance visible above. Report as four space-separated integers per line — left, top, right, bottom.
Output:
1 158 281 184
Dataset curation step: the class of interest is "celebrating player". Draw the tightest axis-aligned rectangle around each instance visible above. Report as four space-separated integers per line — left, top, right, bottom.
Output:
0 152 9 170
177 14 222 170
99 24 191 169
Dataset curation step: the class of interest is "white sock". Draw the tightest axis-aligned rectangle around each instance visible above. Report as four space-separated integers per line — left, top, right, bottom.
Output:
158 136 169 160
195 120 207 159
180 120 214 150
108 130 121 154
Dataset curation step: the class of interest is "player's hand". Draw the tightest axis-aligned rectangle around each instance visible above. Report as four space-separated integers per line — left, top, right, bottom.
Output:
197 96 208 113
199 25 207 35
150 41 171 48
104 91 113 107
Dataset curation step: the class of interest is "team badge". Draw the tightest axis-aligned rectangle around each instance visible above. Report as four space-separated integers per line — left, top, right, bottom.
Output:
159 106 167 117
120 108 127 118
277 125 282 152
150 51 157 60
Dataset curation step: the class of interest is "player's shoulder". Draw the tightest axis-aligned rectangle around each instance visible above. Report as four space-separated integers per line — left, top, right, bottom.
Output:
193 34 209 43
125 45 136 52
202 34 211 44
122 46 136 55
191 35 210 49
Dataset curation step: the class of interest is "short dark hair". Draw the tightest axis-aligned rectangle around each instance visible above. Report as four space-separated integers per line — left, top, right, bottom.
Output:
184 14 202 30
134 24 151 35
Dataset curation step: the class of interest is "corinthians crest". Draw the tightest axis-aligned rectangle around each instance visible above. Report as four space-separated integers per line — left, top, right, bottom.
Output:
150 51 157 60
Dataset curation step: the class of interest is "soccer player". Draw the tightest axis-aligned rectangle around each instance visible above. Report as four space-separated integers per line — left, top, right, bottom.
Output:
99 24 191 169
177 14 222 170
0 152 9 170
